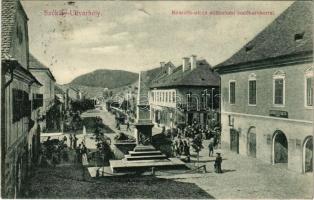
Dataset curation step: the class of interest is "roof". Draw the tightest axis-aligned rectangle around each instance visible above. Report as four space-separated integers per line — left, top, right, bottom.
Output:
215 1 313 70
150 60 219 88
55 84 66 94
1 0 29 59
2 58 42 86
29 53 56 82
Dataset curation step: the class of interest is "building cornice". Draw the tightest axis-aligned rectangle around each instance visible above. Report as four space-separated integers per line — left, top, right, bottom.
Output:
215 51 313 74
221 111 313 124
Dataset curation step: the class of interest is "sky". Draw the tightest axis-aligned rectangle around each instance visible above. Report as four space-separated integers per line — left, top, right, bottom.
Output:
21 0 294 84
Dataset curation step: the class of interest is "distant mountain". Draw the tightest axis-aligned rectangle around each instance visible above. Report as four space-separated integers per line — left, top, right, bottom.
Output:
70 69 138 89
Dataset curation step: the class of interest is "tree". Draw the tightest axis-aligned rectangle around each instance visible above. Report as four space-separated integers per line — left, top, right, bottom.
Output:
191 134 203 168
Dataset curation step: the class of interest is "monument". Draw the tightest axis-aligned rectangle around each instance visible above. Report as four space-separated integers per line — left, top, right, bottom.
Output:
109 71 186 173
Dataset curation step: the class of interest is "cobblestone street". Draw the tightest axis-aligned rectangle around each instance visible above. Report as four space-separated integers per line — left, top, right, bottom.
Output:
27 107 313 199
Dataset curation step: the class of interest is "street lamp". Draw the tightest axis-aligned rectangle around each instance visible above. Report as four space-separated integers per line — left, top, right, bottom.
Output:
211 88 215 111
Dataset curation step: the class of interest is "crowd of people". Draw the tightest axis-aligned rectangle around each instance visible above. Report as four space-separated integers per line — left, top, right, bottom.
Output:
164 119 223 172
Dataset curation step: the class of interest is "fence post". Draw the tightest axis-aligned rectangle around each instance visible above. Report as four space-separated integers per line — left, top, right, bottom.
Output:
151 167 155 176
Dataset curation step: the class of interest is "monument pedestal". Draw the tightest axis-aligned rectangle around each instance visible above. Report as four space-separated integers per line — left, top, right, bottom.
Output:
109 119 186 173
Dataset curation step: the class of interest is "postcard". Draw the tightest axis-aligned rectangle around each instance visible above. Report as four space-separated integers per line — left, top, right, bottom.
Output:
1 0 313 199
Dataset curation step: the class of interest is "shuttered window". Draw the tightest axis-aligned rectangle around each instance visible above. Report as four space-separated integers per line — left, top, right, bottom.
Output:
12 89 31 122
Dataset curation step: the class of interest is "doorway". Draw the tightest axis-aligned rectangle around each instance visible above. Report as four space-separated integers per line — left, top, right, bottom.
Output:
273 131 288 164
303 136 313 173
248 127 256 158
230 129 239 153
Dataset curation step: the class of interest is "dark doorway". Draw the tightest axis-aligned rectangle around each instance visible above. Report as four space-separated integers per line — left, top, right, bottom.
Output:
304 137 313 173
187 113 193 125
273 131 288 164
248 127 256 158
230 129 239 153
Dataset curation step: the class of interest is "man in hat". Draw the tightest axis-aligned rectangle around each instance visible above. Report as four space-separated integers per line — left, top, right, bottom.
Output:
214 152 223 173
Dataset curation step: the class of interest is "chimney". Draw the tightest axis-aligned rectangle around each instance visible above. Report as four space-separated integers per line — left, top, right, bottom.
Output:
190 55 197 70
160 62 166 74
182 57 189 72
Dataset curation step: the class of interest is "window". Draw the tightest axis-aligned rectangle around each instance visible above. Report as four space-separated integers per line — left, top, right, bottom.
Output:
229 81 236 104
172 91 176 102
273 70 285 106
305 67 313 107
165 92 168 102
187 92 192 110
274 79 284 104
12 89 31 122
33 94 43 110
295 32 304 41
306 77 312 106
169 92 172 103
248 74 257 105
158 92 161 102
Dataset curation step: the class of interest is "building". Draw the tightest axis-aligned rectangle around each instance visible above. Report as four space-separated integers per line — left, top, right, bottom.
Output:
1 0 43 197
66 87 83 101
215 1 313 173
148 55 220 129
29 53 56 132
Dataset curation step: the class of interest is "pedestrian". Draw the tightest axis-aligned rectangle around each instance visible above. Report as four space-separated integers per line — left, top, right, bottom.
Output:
69 134 73 149
126 121 131 131
73 135 78 149
183 140 190 162
76 144 82 163
208 137 214 156
174 140 180 157
179 139 184 156
214 153 223 173
81 144 88 166
63 135 67 143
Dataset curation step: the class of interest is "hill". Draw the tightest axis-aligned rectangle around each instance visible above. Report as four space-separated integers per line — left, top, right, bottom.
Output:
69 69 138 89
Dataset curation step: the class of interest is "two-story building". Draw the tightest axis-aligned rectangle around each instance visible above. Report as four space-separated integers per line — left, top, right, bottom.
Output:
148 55 220 129
215 1 313 173
29 53 56 132
1 0 43 197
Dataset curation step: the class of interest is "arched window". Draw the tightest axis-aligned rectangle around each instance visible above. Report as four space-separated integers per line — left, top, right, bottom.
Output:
305 67 313 107
273 70 286 106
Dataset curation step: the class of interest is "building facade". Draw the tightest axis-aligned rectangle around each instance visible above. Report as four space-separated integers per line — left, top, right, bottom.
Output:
1 0 43 197
148 56 220 129
215 1 313 173
29 54 56 132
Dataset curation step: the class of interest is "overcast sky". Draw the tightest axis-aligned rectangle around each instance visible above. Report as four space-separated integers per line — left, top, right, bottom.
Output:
22 0 294 84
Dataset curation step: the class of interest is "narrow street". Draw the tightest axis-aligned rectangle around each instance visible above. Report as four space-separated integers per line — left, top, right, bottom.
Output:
25 107 313 199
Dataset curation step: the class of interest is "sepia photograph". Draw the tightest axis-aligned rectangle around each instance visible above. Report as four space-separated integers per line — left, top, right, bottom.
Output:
1 0 313 199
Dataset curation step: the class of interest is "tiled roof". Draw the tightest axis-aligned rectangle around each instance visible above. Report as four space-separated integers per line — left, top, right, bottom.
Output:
29 53 56 82
1 0 29 59
150 60 219 88
1 0 18 58
215 1 313 69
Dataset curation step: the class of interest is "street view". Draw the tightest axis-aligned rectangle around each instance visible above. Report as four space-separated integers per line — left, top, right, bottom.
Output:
1 0 313 199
